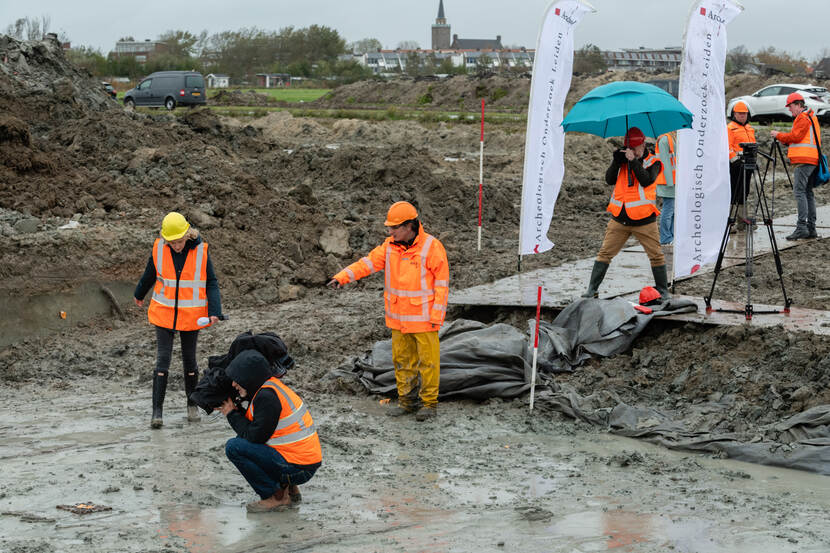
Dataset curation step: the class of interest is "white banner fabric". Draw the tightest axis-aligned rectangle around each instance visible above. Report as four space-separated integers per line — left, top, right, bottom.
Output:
518 0 593 256
674 0 743 278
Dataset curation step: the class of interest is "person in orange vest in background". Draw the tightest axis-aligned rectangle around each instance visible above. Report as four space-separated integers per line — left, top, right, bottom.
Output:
219 350 322 513
771 92 820 240
134 212 222 429
582 127 669 299
727 101 756 231
328 201 449 421
654 131 677 246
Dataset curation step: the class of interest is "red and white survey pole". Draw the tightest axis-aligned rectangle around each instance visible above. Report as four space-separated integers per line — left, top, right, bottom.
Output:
529 285 542 411
477 99 484 251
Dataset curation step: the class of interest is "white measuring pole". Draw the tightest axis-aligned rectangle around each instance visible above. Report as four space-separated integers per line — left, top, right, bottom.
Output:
529 285 542 411
478 99 484 251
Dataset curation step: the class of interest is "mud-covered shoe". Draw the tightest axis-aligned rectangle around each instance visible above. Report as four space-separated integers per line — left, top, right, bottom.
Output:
786 230 810 241
415 406 437 421
187 405 200 422
288 485 302 503
246 489 291 513
150 406 163 429
386 405 417 417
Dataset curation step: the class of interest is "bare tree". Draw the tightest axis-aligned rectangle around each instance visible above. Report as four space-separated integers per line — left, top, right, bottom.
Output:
396 40 420 51
4 15 51 40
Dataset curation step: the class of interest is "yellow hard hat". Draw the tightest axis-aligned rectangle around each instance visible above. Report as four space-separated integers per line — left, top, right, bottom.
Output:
384 201 418 226
160 212 190 241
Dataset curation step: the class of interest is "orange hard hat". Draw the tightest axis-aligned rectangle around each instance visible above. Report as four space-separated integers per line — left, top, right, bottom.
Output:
384 201 418 226
623 127 645 147
785 92 804 106
732 101 749 113
639 286 661 305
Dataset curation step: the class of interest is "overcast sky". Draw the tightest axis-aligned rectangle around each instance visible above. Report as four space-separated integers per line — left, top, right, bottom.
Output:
2 0 828 61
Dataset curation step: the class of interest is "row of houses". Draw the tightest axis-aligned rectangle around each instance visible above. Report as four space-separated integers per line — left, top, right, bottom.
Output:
343 46 682 76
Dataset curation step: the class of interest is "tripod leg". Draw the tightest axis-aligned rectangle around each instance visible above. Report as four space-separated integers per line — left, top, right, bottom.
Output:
704 203 737 312
755 165 792 313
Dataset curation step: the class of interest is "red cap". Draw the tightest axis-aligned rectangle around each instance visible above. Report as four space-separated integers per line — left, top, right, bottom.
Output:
785 92 804 106
624 127 645 147
639 286 661 305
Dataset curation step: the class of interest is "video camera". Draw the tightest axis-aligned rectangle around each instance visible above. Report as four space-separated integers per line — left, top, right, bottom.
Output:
739 142 759 169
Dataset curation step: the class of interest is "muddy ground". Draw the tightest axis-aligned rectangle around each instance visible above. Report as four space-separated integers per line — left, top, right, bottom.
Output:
1 36 829 552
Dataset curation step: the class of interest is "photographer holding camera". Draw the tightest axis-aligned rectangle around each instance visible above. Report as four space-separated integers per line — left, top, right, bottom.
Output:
727 102 756 230
582 127 669 299
771 92 820 240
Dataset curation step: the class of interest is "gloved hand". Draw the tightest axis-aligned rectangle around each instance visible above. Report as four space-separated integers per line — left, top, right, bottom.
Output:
613 149 627 163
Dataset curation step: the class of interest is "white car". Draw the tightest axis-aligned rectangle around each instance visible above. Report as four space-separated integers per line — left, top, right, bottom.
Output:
726 84 830 122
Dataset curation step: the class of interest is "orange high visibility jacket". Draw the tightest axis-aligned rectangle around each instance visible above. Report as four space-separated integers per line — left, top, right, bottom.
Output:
606 153 660 220
147 238 209 331
727 120 756 161
334 223 449 334
654 133 676 194
777 110 820 165
245 377 322 466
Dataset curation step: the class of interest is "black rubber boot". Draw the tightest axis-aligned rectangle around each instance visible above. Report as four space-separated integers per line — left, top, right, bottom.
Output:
184 369 200 422
651 265 671 299
151 372 168 429
581 261 609 298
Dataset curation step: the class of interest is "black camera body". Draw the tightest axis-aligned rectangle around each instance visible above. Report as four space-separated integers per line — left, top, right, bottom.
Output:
739 142 758 169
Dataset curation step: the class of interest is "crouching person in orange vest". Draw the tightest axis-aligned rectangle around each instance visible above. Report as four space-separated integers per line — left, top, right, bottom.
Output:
328 201 450 421
582 127 669 299
219 350 322 513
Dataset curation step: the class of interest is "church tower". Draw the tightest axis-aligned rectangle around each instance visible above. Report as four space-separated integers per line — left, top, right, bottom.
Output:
431 0 451 50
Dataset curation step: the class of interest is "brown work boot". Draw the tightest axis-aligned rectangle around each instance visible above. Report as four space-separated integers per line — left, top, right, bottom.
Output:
246 488 291 513
415 406 437 421
288 485 302 503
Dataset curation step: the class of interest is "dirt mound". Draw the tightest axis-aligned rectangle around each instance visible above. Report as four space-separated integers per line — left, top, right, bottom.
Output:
211 89 273 106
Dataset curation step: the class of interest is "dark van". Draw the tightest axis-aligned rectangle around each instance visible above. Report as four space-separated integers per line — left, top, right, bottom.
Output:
123 71 207 110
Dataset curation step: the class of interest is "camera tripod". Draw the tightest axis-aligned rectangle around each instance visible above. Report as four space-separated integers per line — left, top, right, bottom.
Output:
704 141 792 319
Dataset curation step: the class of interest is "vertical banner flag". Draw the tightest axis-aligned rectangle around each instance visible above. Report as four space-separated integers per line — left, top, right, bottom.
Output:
518 0 593 256
674 0 743 278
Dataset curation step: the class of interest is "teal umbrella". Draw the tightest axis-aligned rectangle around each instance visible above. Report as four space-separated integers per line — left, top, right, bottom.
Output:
562 81 693 138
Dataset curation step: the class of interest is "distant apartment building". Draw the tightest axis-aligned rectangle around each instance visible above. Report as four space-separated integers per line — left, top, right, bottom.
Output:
110 40 169 62
602 47 682 72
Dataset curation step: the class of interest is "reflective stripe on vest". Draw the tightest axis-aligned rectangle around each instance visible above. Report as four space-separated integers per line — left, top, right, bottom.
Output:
151 241 207 309
654 133 676 186
246 379 320 450
384 235 435 323
607 154 659 218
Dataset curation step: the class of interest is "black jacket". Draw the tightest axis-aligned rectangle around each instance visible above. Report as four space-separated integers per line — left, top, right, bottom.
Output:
134 235 222 319
605 150 662 226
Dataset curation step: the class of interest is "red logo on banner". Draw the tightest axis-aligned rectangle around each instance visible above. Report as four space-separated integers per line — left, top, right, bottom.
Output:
700 7 706 15
691 264 701 274
534 244 540 253
555 8 560 15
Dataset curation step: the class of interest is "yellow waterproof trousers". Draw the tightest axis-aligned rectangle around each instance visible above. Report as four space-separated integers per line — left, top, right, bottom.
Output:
390 330 440 409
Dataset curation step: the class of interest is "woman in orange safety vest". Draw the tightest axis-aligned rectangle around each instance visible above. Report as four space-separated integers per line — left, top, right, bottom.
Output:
134 212 222 429
328 201 449 421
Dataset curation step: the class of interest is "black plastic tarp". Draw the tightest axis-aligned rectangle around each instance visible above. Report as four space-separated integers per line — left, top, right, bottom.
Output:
327 297 830 475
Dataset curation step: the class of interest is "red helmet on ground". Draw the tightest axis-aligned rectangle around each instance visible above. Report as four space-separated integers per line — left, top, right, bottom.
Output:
639 286 661 305
624 127 645 147
732 101 749 113
384 201 418 226
785 92 804 106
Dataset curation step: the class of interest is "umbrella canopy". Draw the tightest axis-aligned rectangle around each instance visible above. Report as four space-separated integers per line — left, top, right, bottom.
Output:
562 81 693 138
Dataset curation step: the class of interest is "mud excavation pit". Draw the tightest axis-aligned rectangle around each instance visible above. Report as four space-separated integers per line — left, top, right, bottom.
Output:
2 35 830 552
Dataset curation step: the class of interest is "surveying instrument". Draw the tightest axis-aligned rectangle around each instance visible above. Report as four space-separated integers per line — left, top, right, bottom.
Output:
704 140 793 319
